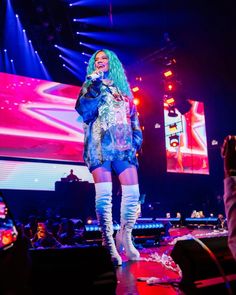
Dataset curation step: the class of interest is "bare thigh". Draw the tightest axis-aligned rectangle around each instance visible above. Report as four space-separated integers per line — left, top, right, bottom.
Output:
92 163 139 185
118 166 139 185
92 166 112 183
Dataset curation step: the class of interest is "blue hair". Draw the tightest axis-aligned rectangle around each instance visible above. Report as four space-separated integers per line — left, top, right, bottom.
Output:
86 49 133 98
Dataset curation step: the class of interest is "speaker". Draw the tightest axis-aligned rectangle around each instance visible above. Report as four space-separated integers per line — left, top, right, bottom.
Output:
29 245 117 294
170 235 236 294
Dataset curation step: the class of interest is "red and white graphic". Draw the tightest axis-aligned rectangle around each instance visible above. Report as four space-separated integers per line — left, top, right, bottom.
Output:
0 73 84 162
164 100 209 174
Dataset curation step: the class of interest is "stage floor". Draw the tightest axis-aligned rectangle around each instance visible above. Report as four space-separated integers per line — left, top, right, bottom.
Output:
115 226 234 295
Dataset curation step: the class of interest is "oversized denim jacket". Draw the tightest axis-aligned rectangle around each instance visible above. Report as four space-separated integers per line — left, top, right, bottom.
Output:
75 79 143 170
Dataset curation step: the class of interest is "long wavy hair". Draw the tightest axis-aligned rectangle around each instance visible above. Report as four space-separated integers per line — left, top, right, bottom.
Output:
86 49 133 98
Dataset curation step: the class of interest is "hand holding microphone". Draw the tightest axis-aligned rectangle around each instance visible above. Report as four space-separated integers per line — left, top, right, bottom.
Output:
86 71 103 97
87 71 104 81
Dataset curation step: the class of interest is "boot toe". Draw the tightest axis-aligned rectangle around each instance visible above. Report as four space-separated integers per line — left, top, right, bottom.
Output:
127 250 140 261
112 255 123 266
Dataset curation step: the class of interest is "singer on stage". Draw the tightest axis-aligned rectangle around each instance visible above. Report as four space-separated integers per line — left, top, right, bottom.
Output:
75 49 143 266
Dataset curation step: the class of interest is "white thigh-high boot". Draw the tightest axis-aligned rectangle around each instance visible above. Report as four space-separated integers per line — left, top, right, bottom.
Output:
116 184 140 260
95 182 122 266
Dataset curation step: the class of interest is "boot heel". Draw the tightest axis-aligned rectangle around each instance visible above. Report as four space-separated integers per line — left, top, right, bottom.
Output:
115 230 124 253
111 254 122 267
106 239 122 266
122 228 140 261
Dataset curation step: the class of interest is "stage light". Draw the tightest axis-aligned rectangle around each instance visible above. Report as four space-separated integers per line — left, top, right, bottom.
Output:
132 86 139 92
184 217 219 229
163 79 176 92
211 139 218 146
133 98 140 105
163 70 173 78
86 217 95 225
155 123 161 129
163 55 177 66
169 134 179 147
165 97 175 105
164 95 175 109
167 83 174 91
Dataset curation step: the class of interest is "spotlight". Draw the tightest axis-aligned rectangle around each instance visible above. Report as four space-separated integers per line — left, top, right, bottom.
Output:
164 58 177 67
211 139 218 146
163 70 173 78
165 97 175 105
132 86 140 92
169 134 179 147
133 98 140 105
165 82 174 92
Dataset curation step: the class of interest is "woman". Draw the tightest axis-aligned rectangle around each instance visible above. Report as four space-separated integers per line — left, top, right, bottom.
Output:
75 49 143 266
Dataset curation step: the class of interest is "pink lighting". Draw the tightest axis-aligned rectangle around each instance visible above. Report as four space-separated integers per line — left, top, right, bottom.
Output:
0 72 84 162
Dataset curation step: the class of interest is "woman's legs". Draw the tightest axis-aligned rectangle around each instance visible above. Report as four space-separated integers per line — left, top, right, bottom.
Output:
116 165 141 260
92 164 122 266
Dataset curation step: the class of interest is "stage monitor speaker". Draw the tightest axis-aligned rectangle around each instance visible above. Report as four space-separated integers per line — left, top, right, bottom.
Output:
170 235 236 294
29 245 117 294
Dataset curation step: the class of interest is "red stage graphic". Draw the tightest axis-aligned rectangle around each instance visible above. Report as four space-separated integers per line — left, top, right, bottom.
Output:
0 73 84 162
164 99 209 174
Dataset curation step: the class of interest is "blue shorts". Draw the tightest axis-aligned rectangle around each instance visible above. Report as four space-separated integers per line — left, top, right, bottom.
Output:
90 160 134 175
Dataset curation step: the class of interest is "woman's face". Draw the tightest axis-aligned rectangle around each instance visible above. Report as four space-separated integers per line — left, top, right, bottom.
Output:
94 51 109 73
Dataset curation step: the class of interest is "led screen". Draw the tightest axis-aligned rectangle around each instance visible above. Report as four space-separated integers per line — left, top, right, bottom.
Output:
0 160 94 191
164 99 209 174
0 72 84 162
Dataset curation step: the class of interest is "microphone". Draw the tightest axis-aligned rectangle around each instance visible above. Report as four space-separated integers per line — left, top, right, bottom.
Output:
87 71 103 81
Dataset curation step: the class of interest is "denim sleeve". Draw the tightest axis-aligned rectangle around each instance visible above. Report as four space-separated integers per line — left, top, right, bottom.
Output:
130 100 143 151
75 81 103 124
